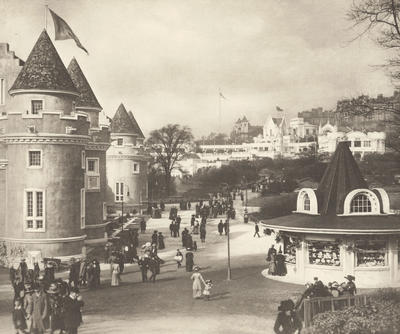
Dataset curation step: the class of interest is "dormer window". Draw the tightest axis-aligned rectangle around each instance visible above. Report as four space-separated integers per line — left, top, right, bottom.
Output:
350 194 371 213
31 100 43 115
117 138 123 146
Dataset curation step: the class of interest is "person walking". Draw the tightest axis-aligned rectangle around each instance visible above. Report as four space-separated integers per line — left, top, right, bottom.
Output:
69 258 80 289
275 249 287 276
190 266 206 299
151 230 158 245
111 262 121 287
138 256 148 282
176 216 181 237
169 221 174 237
63 287 84 334
200 224 206 244
31 285 48 334
174 249 183 269
253 222 261 238
140 219 146 233
273 299 302 334
223 220 228 235
12 298 27 334
158 232 165 250
218 220 224 236
185 249 194 272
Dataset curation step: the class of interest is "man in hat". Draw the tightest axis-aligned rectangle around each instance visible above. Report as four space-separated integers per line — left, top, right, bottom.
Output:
253 222 261 238
68 258 80 289
18 258 28 284
151 230 158 245
218 220 224 236
273 299 302 334
63 287 84 334
344 275 357 295
32 284 48 334
186 249 194 272
138 256 148 283
47 282 64 334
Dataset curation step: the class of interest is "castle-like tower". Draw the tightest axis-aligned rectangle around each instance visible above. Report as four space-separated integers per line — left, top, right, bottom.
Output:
0 30 110 260
67 58 110 245
106 103 148 212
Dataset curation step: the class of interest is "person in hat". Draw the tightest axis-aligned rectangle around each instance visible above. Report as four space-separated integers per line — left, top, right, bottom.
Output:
190 266 206 299
174 249 183 269
273 299 302 334
138 256 148 282
32 284 48 334
63 287 84 334
47 282 64 334
111 260 121 287
275 248 287 276
12 298 27 334
151 230 158 245
44 262 55 287
344 275 357 295
203 279 213 301
217 220 224 236
69 258 80 289
158 232 165 250
185 249 194 272
18 258 28 284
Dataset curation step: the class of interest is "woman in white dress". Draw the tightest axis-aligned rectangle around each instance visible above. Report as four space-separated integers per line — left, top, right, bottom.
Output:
190 266 206 299
111 262 121 286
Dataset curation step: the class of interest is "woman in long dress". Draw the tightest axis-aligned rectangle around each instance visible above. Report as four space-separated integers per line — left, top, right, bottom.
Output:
269 253 277 276
111 263 120 286
190 266 206 299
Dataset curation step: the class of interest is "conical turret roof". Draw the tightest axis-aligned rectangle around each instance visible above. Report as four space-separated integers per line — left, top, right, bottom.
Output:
67 58 102 110
128 111 145 138
316 141 368 215
10 30 78 95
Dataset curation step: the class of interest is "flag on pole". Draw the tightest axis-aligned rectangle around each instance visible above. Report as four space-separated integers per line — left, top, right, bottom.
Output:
48 8 89 55
276 106 283 112
219 91 227 100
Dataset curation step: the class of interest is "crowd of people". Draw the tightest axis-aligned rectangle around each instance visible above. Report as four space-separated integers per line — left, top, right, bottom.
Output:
10 258 86 334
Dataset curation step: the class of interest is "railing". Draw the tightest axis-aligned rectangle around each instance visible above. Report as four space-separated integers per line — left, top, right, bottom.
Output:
299 294 369 327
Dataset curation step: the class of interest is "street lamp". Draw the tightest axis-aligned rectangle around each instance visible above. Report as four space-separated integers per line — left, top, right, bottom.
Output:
121 185 130 232
227 217 231 280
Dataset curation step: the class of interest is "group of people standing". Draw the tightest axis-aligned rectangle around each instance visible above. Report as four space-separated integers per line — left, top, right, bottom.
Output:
10 258 85 334
266 245 287 277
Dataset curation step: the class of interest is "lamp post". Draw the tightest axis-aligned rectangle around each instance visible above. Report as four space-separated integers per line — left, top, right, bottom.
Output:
227 217 231 280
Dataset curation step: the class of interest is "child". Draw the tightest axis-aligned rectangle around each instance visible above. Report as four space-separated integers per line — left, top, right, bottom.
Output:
12 298 27 334
203 279 213 301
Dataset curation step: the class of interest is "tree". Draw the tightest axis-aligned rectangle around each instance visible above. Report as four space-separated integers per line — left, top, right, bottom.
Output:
146 124 193 196
345 0 400 151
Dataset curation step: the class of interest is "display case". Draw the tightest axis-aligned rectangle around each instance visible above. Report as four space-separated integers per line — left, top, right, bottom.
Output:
308 240 340 266
356 240 387 267
284 238 297 264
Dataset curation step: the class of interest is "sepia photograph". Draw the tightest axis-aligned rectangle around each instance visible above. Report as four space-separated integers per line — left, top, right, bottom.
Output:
0 0 400 333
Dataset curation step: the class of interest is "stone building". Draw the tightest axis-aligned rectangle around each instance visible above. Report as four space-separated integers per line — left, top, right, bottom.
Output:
106 103 149 213
0 30 110 260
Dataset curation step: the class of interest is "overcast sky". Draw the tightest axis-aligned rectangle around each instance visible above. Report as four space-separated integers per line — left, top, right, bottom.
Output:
0 0 395 137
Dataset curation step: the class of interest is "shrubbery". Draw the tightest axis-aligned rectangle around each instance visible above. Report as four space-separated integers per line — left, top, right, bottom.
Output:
304 289 400 334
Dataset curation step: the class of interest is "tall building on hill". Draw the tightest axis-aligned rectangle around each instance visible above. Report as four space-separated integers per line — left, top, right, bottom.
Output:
298 107 336 127
0 30 110 261
106 103 149 213
231 116 262 143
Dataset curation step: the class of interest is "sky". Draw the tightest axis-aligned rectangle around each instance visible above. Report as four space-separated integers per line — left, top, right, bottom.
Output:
0 0 395 137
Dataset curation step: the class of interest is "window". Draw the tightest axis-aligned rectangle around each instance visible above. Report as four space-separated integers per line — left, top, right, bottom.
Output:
85 158 100 190
351 194 371 213
115 182 124 202
356 240 387 267
133 162 140 174
303 194 310 211
28 150 41 168
308 240 340 266
354 139 361 147
31 100 43 115
80 188 85 229
81 151 85 169
25 190 45 231
0 78 5 105
117 138 123 146
364 141 371 147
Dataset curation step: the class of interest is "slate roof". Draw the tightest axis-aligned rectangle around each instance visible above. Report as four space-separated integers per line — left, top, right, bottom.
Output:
10 30 78 95
67 58 102 110
110 104 145 137
128 111 145 138
316 141 367 215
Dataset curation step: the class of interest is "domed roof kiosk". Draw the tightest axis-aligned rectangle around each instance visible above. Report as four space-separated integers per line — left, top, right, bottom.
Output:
262 141 400 288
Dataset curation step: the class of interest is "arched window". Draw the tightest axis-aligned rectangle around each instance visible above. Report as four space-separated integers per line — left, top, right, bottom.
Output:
303 194 310 211
351 194 371 213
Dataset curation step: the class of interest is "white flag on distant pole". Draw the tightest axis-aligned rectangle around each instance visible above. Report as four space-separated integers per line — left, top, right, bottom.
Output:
219 91 227 100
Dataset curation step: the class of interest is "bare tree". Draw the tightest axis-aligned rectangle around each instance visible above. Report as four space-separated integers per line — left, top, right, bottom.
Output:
146 124 194 196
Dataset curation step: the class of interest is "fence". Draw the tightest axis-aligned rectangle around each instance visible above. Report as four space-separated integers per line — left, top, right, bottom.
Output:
300 294 369 327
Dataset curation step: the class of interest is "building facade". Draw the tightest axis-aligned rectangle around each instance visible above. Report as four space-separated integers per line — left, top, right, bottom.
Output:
0 30 110 260
106 103 149 213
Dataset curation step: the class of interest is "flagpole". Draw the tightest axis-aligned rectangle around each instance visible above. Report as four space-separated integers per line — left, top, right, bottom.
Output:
218 89 221 134
44 4 48 30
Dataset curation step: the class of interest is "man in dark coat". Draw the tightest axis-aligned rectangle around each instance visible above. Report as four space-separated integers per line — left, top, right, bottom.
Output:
140 219 146 233
63 287 84 334
254 223 261 238
18 259 28 283
185 250 194 272
274 299 302 334
181 228 189 248
151 231 158 245
223 220 228 235
138 257 148 282
68 259 80 289
169 222 174 237
176 216 181 236
218 220 224 236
